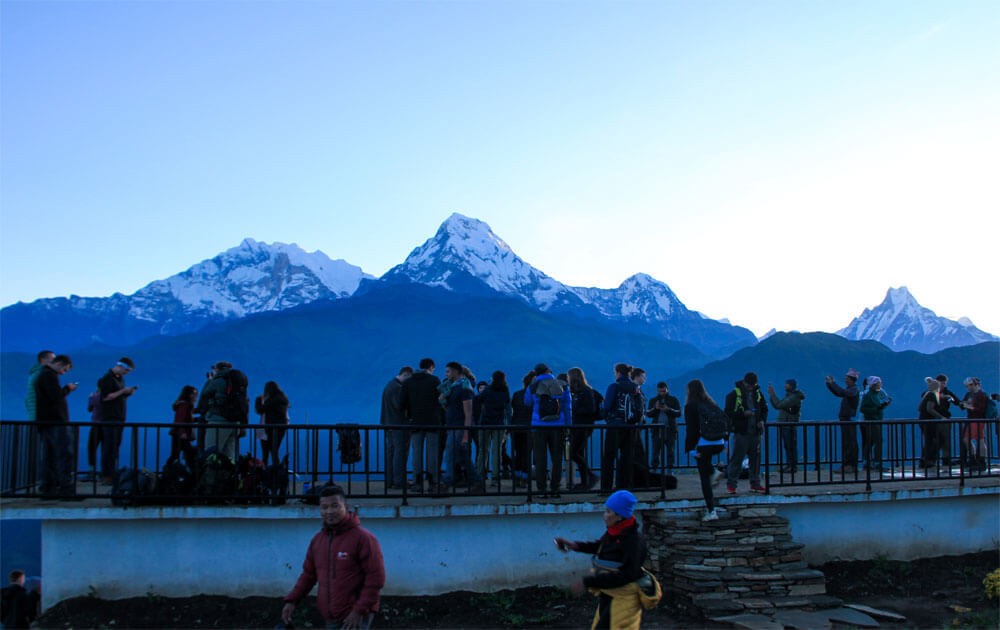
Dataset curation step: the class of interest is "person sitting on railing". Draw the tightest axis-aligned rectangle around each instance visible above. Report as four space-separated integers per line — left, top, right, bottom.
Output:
859 376 891 473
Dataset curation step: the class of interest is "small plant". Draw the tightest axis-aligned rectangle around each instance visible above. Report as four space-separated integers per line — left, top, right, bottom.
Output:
984 568 1000 601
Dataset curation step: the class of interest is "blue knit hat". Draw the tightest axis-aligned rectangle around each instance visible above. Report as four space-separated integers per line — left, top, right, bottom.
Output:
605 490 637 518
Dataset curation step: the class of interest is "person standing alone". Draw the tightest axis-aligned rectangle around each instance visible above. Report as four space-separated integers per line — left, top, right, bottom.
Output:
98 357 137 483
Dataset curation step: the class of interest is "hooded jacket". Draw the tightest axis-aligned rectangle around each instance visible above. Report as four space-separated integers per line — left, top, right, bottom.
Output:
285 512 386 622
34 365 71 424
769 389 805 422
859 389 891 421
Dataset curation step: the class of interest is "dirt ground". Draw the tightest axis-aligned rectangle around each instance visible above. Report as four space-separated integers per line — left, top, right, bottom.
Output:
37 551 998 629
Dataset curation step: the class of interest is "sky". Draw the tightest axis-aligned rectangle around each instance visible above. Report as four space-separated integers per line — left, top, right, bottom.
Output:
2 0 998 338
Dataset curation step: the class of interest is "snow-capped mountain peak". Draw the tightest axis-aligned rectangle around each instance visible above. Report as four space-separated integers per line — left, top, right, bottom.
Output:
837 286 997 353
383 213 579 309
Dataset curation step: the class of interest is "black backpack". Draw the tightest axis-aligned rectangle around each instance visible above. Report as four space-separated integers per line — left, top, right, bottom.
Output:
197 450 237 498
158 461 195 498
697 402 729 441
609 387 635 424
531 381 562 418
337 427 362 465
221 369 250 423
112 467 157 506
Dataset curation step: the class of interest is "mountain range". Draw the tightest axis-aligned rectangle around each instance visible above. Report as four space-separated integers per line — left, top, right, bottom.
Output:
4 213 992 357
837 286 996 354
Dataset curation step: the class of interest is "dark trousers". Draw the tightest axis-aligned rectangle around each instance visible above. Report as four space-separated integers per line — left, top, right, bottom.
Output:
568 426 595 485
87 427 102 468
167 436 198 468
101 420 124 478
697 444 725 511
261 426 287 467
533 428 564 492
39 425 75 495
601 425 634 491
510 427 531 478
839 418 858 467
779 424 798 468
921 422 953 467
860 421 883 467
650 424 676 470
385 428 410 487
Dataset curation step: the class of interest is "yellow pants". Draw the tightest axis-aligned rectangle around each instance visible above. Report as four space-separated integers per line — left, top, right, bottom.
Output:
589 582 643 630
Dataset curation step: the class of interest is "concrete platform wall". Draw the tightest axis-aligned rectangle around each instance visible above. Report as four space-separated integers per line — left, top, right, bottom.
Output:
10 485 998 608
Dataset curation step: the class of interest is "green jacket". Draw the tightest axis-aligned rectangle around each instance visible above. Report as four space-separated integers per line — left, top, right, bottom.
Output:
197 368 231 422
769 389 805 422
860 389 890 421
25 364 43 421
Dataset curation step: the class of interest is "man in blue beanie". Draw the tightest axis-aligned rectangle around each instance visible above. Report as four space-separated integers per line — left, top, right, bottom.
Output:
605 490 637 519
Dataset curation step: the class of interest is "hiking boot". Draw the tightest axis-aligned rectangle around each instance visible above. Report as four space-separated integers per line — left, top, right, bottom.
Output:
750 484 766 494
701 508 719 522
726 485 737 495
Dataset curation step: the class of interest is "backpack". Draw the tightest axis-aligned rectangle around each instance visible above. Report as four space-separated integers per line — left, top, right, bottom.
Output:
697 402 729 441
337 427 362 465
531 380 563 419
221 369 250 423
112 467 157 506
197 450 237 498
158 461 195 498
572 387 600 420
608 386 635 424
985 396 999 420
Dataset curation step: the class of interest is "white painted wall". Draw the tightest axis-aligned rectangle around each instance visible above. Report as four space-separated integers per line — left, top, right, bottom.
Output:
13 486 999 609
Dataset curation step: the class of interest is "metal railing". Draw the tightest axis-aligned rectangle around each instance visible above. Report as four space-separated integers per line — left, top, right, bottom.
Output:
1 417 995 504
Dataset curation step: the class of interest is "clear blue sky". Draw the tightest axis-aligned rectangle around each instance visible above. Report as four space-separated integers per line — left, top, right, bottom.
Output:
2 0 998 337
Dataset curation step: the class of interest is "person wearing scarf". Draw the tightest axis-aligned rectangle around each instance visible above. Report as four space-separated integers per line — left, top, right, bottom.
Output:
555 490 649 629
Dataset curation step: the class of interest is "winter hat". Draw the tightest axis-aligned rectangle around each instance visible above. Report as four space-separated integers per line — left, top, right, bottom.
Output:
785 379 797 390
845 368 860 380
605 490 637 518
867 376 882 387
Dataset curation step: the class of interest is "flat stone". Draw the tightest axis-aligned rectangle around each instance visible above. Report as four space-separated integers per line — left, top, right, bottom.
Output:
804 595 844 609
788 584 827 596
675 563 723 573
769 596 813 608
700 598 746 613
736 507 778 517
704 558 729 567
740 598 774 610
692 591 733 602
844 604 907 622
773 609 833 630
710 613 784 630
744 572 784 581
783 569 827 581
825 607 880 628
739 535 775 544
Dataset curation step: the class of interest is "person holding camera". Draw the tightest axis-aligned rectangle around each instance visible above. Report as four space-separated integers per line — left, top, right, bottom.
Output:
768 379 806 473
645 381 681 473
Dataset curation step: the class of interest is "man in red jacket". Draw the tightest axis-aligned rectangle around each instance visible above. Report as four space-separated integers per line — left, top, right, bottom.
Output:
282 485 386 629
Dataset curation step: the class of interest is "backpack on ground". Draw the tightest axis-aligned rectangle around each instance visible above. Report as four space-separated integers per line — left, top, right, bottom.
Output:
221 369 250 424
112 467 157 506
697 402 729 441
158 461 195 499
197 450 237 498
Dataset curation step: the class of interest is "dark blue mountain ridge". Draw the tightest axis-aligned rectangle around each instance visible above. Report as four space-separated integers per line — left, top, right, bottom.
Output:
1 282 711 423
675 332 1000 421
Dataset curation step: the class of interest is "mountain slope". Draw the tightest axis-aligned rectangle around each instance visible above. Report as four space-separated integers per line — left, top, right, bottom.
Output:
0 239 371 351
837 287 997 354
381 213 756 356
1 283 711 423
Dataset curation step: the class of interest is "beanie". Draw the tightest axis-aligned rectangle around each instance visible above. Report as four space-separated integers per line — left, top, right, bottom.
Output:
605 490 637 518
785 378 797 390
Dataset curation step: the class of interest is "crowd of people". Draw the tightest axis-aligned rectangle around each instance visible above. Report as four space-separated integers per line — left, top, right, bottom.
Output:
22 348 998 507
23 350 292 499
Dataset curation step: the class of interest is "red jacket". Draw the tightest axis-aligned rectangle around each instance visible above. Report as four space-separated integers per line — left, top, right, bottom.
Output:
285 513 385 621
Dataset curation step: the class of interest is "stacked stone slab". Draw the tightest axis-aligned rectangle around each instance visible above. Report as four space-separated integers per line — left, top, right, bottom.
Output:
643 506 841 618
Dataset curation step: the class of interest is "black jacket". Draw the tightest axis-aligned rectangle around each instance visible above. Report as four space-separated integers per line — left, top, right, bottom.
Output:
255 390 289 425
400 372 443 428
34 366 70 424
576 520 647 589
510 389 532 426
1 583 38 629
725 382 768 434
478 387 510 425
645 394 681 428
